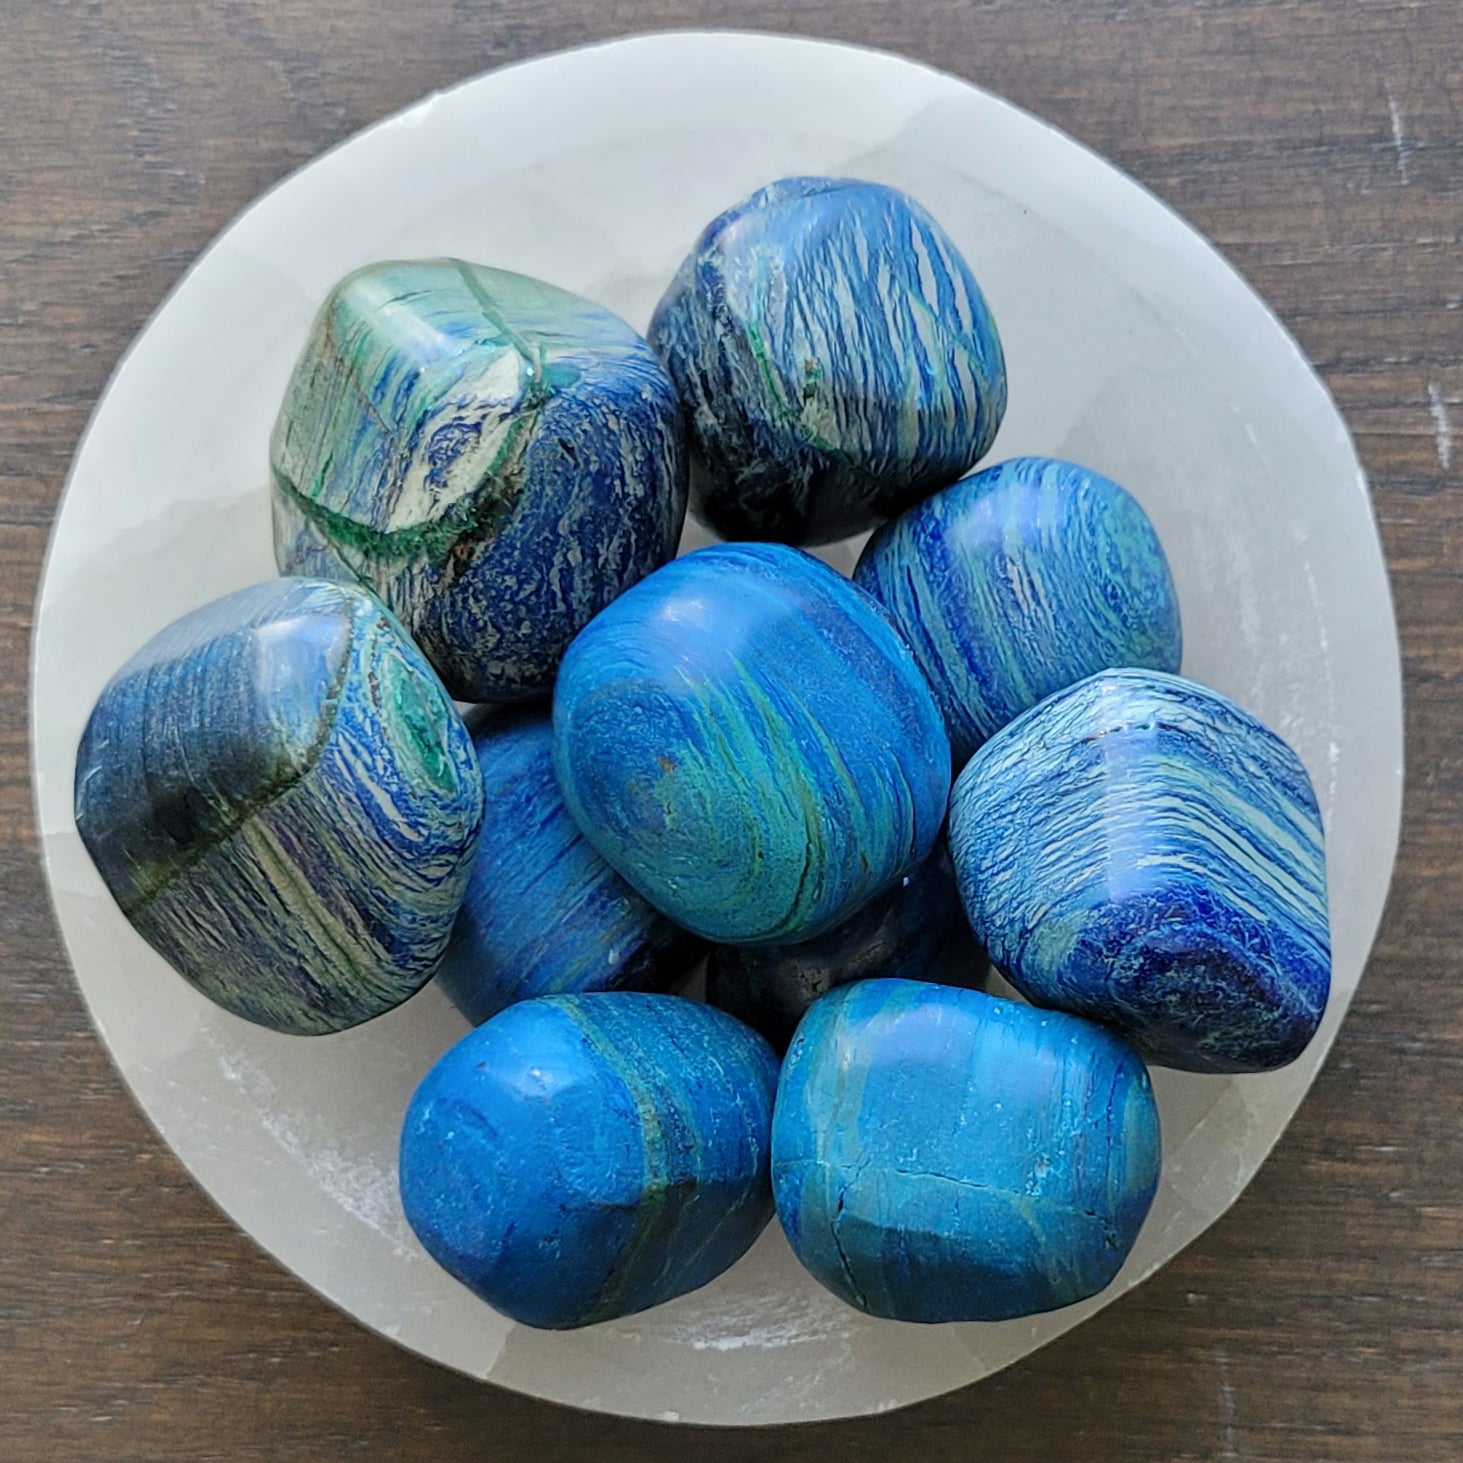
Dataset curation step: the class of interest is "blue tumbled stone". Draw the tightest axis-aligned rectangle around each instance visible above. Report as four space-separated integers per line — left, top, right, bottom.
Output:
648 177 1006 545
706 842 986 1052
949 669 1330 1073
855 456 1183 766
399 993 779 1329
773 980 1160 1322
272 259 688 702
435 706 704 1025
552 542 951 945
74 578 484 1035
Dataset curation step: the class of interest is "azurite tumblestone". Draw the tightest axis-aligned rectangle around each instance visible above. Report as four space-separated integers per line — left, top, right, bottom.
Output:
399 993 780 1330
434 705 704 1026
948 669 1331 1074
271 258 688 702
855 455 1183 766
648 177 1006 546
772 980 1161 1323
551 542 952 946
73 578 484 1036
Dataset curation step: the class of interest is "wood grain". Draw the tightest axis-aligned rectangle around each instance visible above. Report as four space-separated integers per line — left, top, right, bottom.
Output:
2 2 1459 1459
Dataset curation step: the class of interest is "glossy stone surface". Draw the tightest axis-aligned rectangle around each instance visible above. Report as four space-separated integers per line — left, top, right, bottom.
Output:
773 979 1160 1323
706 842 986 1052
648 177 1006 545
552 542 951 945
949 669 1331 1073
271 258 688 702
855 455 1183 766
73 578 484 1035
435 706 704 1025
399 993 779 1329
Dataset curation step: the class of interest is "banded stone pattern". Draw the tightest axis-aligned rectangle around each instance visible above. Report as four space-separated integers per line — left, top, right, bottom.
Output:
399 993 780 1330
435 705 703 1026
272 258 688 702
705 841 986 1053
949 669 1331 1073
772 979 1161 1323
73 578 484 1035
552 543 951 945
648 176 1007 545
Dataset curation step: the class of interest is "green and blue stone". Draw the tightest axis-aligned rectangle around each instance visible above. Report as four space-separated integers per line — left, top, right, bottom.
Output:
551 542 952 946
73 577 484 1036
399 993 780 1329
855 456 1183 767
434 705 704 1026
648 177 1007 545
949 669 1331 1073
772 979 1161 1322
271 259 689 702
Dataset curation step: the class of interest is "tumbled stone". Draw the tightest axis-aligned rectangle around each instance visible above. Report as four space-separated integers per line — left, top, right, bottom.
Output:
435 705 703 1025
74 578 484 1035
399 993 779 1329
949 669 1330 1073
552 542 951 945
271 259 688 702
648 177 1006 545
773 979 1161 1322
855 455 1182 765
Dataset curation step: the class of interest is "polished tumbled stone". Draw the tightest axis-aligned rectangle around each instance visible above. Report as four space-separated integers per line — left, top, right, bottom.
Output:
435 705 703 1025
773 979 1161 1323
706 842 985 1053
648 177 1006 545
74 578 484 1035
272 258 688 702
552 542 951 945
949 669 1330 1073
855 455 1183 766
399 993 779 1329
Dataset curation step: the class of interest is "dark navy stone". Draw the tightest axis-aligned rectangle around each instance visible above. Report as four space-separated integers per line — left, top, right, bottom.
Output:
399 993 779 1329
948 669 1331 1073
855 455 1182 765
435 706 703 1025
648 177 1006 545
552 542 951 945
73 578 484 1035
271 258 688 702
772 979 1161 1323
705 841 986 1052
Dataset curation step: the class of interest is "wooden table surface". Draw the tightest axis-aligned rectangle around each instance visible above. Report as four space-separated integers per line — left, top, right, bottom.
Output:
3 3 1459 1459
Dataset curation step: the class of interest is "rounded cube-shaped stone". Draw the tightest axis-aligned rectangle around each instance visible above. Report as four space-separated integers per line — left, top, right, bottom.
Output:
552 542 952 945
648 177 1006 545
435 706 704 1025
271 259 689 701
773 980 1160 1322
399 993 780 1329
949 669 1331 1073
855 456 1182 765
73 578 484 1035
706 842 986 1053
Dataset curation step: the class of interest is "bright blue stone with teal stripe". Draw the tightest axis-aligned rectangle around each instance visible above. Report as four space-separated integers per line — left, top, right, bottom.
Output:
552 542 952 946
74 577 484 1035
648 177 1006 545
772 979 1161 1322
949 669 1330 1073
399 993 780 1329
855 456 1182 766
435 706 703 1025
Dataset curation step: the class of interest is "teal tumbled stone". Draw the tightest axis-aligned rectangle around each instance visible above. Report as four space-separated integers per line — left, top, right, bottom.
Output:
73 578 484 1035
271 259 688 702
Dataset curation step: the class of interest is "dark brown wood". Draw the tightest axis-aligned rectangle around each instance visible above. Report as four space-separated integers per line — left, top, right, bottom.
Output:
2 2 1459 1458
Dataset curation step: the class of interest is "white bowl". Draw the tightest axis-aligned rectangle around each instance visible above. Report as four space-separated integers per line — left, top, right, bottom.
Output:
31 30 1402 1426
